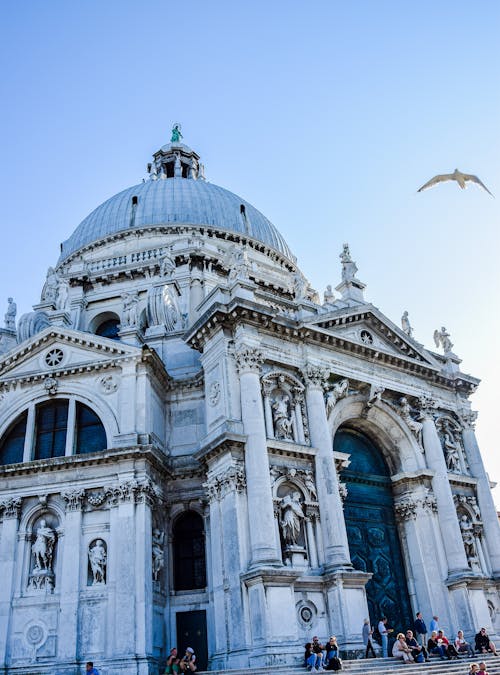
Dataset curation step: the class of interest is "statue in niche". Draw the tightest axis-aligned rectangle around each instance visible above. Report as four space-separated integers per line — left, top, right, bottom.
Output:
459 515 477 561
325 379 349 419
32 519 56 572
159 251 176 277
279 491 304 546
88 539 107 585
323 285 335 306
152 529 165 581
272 393 293 440
4 297 16 330
442 425 461 472
433 326 454 354
304 470 318 501
340 243 358 282
401 310 413 337
41 267 59 304
56 279 69 310
121 291 139 327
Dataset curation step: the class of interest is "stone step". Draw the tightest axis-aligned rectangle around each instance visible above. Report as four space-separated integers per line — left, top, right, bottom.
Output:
200 653 499 675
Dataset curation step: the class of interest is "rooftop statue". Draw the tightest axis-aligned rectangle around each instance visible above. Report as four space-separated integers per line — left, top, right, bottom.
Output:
401 310 413 337
171 123 183 143
433 326 454 354
340 243 358 283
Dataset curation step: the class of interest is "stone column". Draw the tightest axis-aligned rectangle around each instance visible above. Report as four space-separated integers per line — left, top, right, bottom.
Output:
0 498 22 665
134 482 155 659
262 381 274 439
305 509 319 569
304 366 351 570
460 415 500 574
58 489 85 661
293 390 305 444
420 401 469 574
64 398 76 456
189 267 204 323
235 346 281 567
23 403 36 462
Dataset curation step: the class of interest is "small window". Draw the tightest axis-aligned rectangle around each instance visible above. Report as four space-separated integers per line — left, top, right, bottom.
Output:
165 162 175 178
173 512 207 591
0 411 27 465
34 400 69 460
96 319 120 340
240 204 246 215
131 195 138 206
75 403 107 454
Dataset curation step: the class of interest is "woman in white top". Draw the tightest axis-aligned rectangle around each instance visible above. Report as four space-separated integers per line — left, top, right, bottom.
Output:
392 633 413 663
455 630 475 657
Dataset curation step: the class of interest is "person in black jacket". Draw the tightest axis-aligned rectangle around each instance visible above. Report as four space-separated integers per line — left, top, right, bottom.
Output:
475 628 498 656
414 612 427 648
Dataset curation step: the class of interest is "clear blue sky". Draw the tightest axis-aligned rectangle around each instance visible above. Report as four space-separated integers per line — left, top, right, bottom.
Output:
1 1 499 502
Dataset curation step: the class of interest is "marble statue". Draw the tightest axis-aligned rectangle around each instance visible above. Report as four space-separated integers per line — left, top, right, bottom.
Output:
433 327 454 354
366 384 384 408
417 169 493 196
56 279 69 310
152 529 165 581
88 539 107 584
323 285 335 305
459 515 477 561
41 267 58 304
442 425 461 472
171 123 183 143
272 394 293 440
340 243 358 282
32 519 55 572
159 251 176 277
304 470 318 501
401 310 413 337
4 297 16 330
121 291 139 327
325 379 349 419
398 397 423 439
279 491 304 545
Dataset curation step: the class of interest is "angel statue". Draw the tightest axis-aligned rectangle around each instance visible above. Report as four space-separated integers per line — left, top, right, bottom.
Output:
171 123 183 143
433 326 454 354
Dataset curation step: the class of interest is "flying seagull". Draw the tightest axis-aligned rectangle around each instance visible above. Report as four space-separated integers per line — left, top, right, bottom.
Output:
417 169 493 196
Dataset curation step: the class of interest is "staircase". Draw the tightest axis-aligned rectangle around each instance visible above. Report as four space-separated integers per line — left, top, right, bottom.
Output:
201 654 499 675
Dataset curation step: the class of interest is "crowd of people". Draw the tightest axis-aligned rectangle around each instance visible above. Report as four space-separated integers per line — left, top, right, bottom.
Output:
164 646 198 674
305 613 498 671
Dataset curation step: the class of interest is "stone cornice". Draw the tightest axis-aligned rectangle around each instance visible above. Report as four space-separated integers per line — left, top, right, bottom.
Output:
184 300 478 395
194 431 246 465
267 439 316 461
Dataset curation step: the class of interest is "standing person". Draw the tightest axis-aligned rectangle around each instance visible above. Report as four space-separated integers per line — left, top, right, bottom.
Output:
475 628 498 656
362 619 376 658
179 647 197 672
86 663 100 675
455 630 475 657
429 615 440 633
377 617 390 658
414 612 427 648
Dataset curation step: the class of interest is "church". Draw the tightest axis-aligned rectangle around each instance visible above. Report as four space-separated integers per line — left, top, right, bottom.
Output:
0 128 498 675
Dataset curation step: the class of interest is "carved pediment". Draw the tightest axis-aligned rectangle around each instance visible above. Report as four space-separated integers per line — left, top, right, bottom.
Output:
304 307 439 368
0 327 143 384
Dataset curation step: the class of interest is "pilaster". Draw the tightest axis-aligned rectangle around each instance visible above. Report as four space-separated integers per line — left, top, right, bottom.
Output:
0 497 22 666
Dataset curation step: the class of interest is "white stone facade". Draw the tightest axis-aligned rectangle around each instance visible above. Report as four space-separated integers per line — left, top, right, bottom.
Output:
0 137 499 675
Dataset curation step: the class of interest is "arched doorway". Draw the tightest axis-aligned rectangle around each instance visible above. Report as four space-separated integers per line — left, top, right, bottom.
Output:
333 427 412 634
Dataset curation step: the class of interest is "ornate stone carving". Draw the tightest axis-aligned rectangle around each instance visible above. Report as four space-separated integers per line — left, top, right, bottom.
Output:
304 364 328 389
279 491 304 546
152 529 165 581
417 395 438 419
0 496 22 518
134 479 158 506
87 491 107 509
325 378 349 420
459 409 478 430
397 397 423 440
394 497 418 521
433 326 454 354
459 514 477 563
121 291 139 327
41 266 59 304
271 392 294 440
208 380 221 407
226 245 250 282
453 494 481 522
99 374 119 394
366 384 384 408
323 285 335 306
159 251 176 278
204 466 246 502
270 466 318 503
394 491 437 522
43 376 59 396
147 283 180 331
436 417 467 474
338 482 348 503
88 539 107 585
28 519 56 591
234 346 264 374
62 488 85 511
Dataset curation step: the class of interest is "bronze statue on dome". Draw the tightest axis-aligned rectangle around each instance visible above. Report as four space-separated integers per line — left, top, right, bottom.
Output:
171 123 183 143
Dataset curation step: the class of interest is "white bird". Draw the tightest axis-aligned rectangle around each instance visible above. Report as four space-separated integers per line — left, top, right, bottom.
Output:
417 168 493 196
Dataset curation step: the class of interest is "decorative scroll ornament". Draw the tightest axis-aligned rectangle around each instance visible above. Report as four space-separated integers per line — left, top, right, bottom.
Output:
270 465 318 503
417 395 438 420
99 374 119 394
204 466 246 502
234 346 264 374
459 409 478 430
208 380 221 407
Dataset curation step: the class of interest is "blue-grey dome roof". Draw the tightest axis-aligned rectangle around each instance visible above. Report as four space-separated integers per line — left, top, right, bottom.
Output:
59 177 294 263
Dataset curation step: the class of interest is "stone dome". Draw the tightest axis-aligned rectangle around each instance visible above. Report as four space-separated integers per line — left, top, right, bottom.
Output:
58 139 295 264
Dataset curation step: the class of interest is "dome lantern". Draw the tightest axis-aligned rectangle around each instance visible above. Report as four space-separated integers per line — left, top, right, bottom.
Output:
147 124 205 181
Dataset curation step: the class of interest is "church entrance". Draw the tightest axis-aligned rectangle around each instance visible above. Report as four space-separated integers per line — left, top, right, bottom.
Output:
333 427 412 634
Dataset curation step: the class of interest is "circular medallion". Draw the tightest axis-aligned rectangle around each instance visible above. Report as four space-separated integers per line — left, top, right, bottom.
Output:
360 330 373 345
45 348 64 367
24 621 47 648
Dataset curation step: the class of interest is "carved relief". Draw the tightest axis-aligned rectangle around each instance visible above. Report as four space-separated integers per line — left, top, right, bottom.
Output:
152 529 165 582
62 489 85 511
394 490 437 523
396 397 423 441
88 539 107 585
204 466 246 502
121 291 139 327
262 372 308 444
436 416 468 474
272 393 294 440
325 378 349 421
207 380 221 407
234 346 264 374
147 283 181 331
43 377 59 396
0 497 23 519
99 374 119 394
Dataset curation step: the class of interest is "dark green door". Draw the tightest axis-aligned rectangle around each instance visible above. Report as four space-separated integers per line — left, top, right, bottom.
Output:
333 428 412 634
176 610 208 671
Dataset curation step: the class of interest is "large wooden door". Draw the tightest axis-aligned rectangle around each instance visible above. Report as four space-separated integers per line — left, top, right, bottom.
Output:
176 610 208 671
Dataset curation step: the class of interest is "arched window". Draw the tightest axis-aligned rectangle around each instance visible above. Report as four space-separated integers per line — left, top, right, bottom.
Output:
95 318 120 340
173 512 206 591
0 411 27 465
0 400 107 465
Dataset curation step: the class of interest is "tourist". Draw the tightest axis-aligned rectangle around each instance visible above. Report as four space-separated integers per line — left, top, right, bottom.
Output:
414 611 427 648
475 628 498 656
325 636 341 669
392 633 413 663
478 661 489 675
377 617 391 658
311 636 325 670
428 631 447 659
165 647 181 674
362 619 376 658
305 642 318 672
429 615 440 633
179 647 197 672
455 630 475 658
469 664 479 675
86 663 100 675
436 629 459 659
405 629 429 662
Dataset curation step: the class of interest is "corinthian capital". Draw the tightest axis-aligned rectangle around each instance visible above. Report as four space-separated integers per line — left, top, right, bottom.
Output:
62 489 86 512
234 346 264 374
417 395 438 420
304 364 329 389
0 497 22 519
